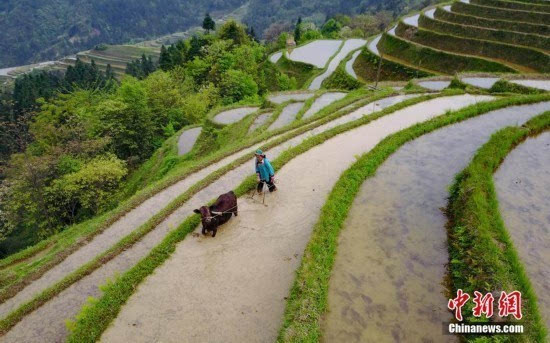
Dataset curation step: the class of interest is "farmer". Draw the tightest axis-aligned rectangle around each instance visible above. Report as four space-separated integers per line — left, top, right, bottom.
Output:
254 149 277 193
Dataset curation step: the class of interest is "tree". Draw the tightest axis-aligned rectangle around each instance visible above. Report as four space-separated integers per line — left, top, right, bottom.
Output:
218 20 247 45
294 17 302 43
159 45 172 71
321 18 342 38
220 69 258 104
202 13 215 33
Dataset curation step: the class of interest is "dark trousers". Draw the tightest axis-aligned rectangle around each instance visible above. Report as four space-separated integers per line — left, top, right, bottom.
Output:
257 179 276 192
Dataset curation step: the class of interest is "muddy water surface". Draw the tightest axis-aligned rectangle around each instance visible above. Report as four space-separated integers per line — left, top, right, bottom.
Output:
309 39 366 90
268 102 304 130
303 92 346 119
268 92 314 104
403 14 420 27
368 35 381 56
0 94 418 342
494 132 550 327
323 101 550 342
212 107 258 124
248 112 272 133
287 40 343 68
462 77 499 89
177 127 201 155
100 95 491 343
270 51 282 64
418 80 451 91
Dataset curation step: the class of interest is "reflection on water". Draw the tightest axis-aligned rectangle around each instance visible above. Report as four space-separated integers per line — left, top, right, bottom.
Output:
309 39 366 90
177 127 202 155
268 102 304 130
302 92 346 119
212 107 258 124
268 92 314 104
418 80 450 91
494 132 550 327
323 102 550 342
248 112 272 134
287 40 342 68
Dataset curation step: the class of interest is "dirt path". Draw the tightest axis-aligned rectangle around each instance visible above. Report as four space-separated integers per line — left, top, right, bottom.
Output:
0 93 351 320
99 95 490 343
0 94 422 342
322 101 550 342
494 132 550 327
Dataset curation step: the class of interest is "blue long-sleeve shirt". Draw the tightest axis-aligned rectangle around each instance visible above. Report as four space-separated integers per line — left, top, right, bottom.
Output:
255 158 275 181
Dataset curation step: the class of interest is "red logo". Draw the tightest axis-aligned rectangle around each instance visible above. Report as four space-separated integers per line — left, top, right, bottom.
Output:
448 290 522 321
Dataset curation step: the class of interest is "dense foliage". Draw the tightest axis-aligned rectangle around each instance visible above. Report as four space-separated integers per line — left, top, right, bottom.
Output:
1 0 444 68
0 21 295 256
0 0 246 68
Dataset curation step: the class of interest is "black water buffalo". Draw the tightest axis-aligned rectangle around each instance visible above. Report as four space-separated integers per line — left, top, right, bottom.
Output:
193 190 238 237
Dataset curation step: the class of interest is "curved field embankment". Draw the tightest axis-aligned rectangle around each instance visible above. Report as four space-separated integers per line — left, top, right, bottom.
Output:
378 33 514 74
1 92 423 342
0 90 387 338
277 93 550 342
323 101 549 342
396 21 549 73
495 131 550 329
446 113 550 341
95 94 489 343
434 7 550 36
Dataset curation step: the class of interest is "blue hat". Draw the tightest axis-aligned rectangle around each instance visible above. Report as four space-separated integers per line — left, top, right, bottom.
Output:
255 149 263 155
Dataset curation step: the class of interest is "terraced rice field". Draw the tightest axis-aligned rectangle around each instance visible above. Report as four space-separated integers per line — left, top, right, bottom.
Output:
286 40 342 68
212 107 259 125
323 101 549 342
308 39 366 90
373 0 550 75
177 127 202 155
99 94 487 343
494 132 550 327
268 102 304 130
0 90 422 342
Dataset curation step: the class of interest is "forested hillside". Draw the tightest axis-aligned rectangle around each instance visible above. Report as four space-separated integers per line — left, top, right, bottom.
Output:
0 0 246 68
245 0 435 41
1 0 438 68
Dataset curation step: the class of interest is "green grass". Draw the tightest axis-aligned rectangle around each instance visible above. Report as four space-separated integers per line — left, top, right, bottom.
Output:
446 112 550 342
0 89 371 307
452 1 550 25
63 90 462 343
321 63 362 90
472 0 550 13
276 93 550 342
353 45 433 82
421 13 550 52
276 54 319 89
397 21 549 73
434 7 550 36
0 88 401 335
378 33 515 74
490 79 546 94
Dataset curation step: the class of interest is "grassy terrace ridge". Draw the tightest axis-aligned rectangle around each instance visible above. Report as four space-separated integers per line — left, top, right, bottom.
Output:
276 93 550 343
472 0 550 13
446 113 550 342
0 89 402 336
397 21 550 73
378 33 514 74
421 13 550 52
451 1 550 26
275 54 319 89
0 89 372 307
63 91 465 343
434 7 550 36
353 45 434 82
